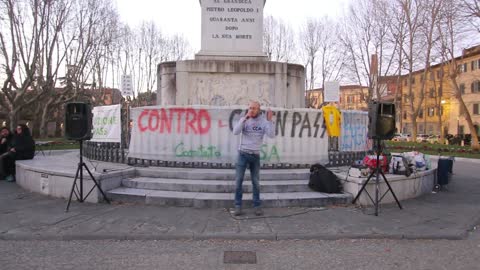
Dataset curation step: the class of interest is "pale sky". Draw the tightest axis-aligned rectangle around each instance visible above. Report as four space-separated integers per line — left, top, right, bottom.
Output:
115 0 350 54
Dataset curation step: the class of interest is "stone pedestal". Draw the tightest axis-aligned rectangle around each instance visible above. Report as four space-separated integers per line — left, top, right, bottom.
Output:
156 0 305 108
157 59 305 107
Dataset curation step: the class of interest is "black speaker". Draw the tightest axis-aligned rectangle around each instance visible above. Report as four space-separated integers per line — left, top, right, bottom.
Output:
64 102 92 140
368 101 396 140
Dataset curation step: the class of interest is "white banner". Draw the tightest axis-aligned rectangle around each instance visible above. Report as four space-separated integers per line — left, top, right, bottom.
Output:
324 81 340 102
128 106 329 165
339 110 369 152
91 104 122 143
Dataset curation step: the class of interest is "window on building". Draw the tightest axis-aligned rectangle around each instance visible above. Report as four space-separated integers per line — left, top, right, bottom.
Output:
437 69 444 78
429 88 435 98
472 60 479 71
459 125 464 135
460 83 466 94
437 106 444 116
411 77 416 84
428 107 435 117
403 111 407 120
438 86 443 96
458 63 467 73
419 109 424 118
427 124 434 134
474 104 479 115
347 95 354 103
420 74 424 82
419 124 424 132
471 81 480 93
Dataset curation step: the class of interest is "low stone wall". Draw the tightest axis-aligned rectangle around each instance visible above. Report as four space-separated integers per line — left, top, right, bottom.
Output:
15 155 135 203
339 169 436 206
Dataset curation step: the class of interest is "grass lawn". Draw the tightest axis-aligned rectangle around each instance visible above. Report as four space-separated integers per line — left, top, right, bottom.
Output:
386 141 480 159
35 138 79 150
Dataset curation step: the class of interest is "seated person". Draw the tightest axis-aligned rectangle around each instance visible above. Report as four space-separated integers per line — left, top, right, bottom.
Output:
0 124 35 182
0 127 13 154
0 127 14 180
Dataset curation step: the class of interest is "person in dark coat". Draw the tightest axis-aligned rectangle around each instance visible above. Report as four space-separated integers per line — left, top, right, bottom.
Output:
0 124 35 182
0 127 13 155
0 127 14 180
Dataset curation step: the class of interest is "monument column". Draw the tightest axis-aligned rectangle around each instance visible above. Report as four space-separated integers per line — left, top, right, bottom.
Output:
157 0 305 107
196 0 267 61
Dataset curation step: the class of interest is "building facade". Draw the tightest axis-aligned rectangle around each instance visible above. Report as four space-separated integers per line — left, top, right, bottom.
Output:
400 45 480 136
306 85 369 111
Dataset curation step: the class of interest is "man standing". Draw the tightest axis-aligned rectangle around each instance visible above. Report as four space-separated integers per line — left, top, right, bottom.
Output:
232 101 275 216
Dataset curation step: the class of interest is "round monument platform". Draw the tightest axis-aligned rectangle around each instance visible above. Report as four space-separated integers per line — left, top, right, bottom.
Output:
14 151 436 208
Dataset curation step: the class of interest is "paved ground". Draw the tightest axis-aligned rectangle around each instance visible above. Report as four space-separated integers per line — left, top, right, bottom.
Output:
2 233 480 270
0 158 479 241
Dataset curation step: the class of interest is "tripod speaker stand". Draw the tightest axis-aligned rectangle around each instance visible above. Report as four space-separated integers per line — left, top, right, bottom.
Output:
352 139 402 216
65 140 110 211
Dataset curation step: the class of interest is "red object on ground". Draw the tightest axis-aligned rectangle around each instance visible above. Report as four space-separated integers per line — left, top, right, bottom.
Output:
363 154 388 173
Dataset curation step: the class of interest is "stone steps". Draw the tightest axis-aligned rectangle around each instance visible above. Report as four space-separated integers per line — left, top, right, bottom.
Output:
106 167 352 208
135 167 310 180
107 188 352 208
122 177 312 193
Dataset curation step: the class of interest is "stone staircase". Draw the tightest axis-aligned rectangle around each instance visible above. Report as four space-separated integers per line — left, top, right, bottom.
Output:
107 167 352 208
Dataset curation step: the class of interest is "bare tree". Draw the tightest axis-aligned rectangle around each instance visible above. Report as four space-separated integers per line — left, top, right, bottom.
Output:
137 21 167 93
36 0 120 137
167 34 191 62
263 16 297 62
461 0 480 32
34 0 74 137
406 0 442 141
397 0 427 141
389 1 408 132
340 0 398 102
299 16 346 107
299 18 322 90
0 0 52 129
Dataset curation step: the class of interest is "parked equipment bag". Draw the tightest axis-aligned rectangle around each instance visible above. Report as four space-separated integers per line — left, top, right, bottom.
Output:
389 155 412 176
309 163 343 193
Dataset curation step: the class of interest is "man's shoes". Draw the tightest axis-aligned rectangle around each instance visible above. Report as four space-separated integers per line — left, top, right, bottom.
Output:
5 175 15 182
233 206 243 216
254 206 263 216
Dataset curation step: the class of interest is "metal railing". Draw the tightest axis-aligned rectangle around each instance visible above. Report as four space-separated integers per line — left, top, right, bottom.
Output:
83 141 366 169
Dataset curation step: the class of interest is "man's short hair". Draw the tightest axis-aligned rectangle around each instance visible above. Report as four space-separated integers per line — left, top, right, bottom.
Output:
249 101 261 108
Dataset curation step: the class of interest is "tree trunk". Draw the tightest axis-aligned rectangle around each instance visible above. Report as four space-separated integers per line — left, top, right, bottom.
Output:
450 76 479 150
310 58 315 90
39 98 54 138
8 110 19 131
411 117 417 143
458 98 480 150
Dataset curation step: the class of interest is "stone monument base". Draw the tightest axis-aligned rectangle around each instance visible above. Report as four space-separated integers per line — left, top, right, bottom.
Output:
157 59 305 107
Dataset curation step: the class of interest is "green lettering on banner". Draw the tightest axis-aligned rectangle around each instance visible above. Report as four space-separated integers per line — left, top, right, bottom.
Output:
174 142 221 158
94 116 116 126
93 127 107 136
260 144 281 162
